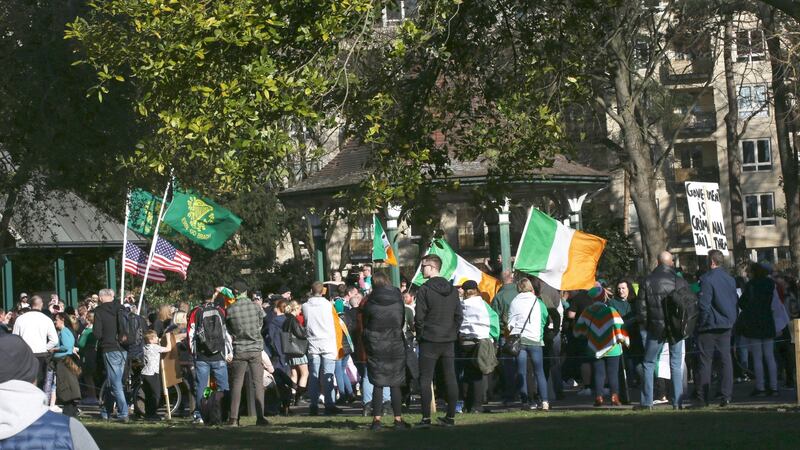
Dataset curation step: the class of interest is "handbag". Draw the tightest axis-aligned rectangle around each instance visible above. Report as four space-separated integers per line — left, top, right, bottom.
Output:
281 330 308 357
502 299 537 357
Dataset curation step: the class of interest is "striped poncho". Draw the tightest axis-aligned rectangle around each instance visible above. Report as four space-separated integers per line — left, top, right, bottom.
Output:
574 302 629 358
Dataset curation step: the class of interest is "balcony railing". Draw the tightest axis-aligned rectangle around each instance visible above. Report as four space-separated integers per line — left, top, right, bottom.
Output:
661 58 713 84
673 166 720 183
679 111 716 134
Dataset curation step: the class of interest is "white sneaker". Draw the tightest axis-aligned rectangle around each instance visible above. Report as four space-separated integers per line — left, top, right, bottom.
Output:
576 388 592 396
540 401 550 411
653 398 669 405
49 405 63 413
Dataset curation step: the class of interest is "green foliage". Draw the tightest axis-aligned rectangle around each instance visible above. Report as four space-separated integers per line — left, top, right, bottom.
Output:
66 0 376 194
0 0 139 243
343 1 593 214
145 184 286 298
582 203 638 279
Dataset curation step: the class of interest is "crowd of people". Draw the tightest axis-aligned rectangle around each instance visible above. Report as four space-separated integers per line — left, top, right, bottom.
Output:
1 249 799 443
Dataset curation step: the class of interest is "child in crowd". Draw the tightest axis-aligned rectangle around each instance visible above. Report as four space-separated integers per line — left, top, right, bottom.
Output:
142 330 172 420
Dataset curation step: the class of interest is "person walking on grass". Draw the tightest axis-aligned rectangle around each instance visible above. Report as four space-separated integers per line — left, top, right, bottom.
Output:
92 289 130 422
573 290 629 407
738 263 780 397
508 278 550 411
363 272 412 431
302 282 344 416
187 288 233 424
696 249 738 407
226 283 269 427
415 255 463 428
141 330 172 421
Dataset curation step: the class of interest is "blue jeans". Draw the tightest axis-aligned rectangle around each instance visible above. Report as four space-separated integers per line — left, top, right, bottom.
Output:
194 359 230 415
308 353 336 409
516 345 548 403
334 355 354 397
361 366 389 404
746 337 778 391
103 350 129 418
641 333 684 407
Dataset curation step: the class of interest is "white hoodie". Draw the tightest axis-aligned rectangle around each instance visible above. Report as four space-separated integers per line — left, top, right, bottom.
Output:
0 380 98 449
302 296 338 358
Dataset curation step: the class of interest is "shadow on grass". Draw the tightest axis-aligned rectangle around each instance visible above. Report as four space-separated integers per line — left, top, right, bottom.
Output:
86 409 800 450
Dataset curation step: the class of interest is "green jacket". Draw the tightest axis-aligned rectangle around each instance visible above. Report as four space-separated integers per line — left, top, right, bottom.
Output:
491 284 518 332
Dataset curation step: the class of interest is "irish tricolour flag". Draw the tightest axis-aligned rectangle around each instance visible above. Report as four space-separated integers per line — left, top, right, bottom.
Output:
514 209 606 291
412 239 501 302
372 215 397 266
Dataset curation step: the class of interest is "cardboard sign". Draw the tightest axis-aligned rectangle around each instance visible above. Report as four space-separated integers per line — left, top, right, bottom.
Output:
160 332 182 388
685 181 729 256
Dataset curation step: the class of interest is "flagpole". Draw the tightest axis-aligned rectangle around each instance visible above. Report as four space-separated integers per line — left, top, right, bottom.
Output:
119 190 130 302
137 175 172 315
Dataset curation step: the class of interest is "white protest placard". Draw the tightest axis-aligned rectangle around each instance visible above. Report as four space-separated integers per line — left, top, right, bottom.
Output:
684 181 729 255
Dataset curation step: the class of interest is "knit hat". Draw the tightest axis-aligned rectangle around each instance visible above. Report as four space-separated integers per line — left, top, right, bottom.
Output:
277 286 291 296
587 282 605 302
0 334 40 384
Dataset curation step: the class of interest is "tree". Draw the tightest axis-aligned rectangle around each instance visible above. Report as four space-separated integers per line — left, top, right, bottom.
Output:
0 0 139 251
343 1 587 216
757 4 800 276
65 0 375 195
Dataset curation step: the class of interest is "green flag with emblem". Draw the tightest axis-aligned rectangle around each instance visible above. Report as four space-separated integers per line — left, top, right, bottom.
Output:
128 189 164 237
162 189 242 250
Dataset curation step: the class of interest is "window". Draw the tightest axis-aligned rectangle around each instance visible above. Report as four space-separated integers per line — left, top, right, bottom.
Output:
382 0 417 27
744 193 775 226
742 139 772 172
736 29 765 62
457 208 486 249
738 84 769 117
679 146 704 169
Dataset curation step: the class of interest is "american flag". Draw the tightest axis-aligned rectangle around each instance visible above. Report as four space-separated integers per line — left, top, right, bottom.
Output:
124 242 167 282
151 237 192 279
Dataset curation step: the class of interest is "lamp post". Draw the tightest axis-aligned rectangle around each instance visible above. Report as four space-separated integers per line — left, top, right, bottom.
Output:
386 204 402 287
499 198 512 273
308 213 327 282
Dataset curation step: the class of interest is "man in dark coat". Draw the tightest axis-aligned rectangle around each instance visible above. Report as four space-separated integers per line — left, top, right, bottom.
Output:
362 273 411 429
414 254 463 427
697 249 738 406
92 289 129 422
490 270 518 404
637 251 690 410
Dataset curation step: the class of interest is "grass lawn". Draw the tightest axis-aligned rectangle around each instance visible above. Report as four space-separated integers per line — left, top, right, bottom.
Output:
85 408 800 449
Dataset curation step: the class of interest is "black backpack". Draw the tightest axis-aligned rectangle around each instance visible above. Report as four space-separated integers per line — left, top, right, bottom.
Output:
200 390 225 426
194 304 226 355
117 307 146 355
663 285 699 345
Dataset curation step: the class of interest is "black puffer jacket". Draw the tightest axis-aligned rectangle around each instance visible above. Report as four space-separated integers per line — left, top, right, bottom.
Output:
637 265 689 341
363 286 406 387
414 277 463 343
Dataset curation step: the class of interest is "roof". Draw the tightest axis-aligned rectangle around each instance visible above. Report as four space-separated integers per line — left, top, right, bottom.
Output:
5 188 147 249
280 142 610 201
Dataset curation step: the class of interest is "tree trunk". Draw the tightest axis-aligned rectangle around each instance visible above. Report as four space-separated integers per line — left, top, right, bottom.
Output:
760 5 800 278
723 15 749 277
609 30 668 270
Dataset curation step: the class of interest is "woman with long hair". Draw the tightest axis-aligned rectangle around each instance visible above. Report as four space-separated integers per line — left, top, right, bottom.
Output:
52 312 82 417
508 278 550 410
77 310 99 404
362 272 411 430
739 263 779 396
282 300 309 406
